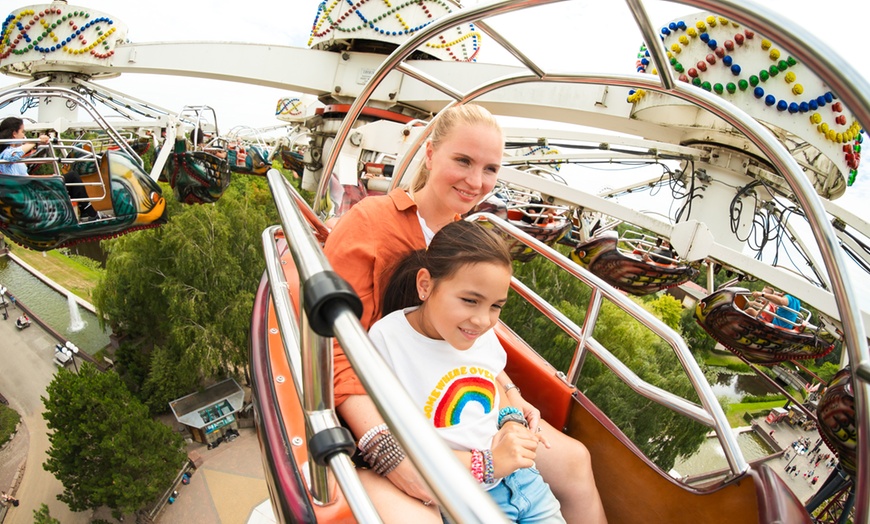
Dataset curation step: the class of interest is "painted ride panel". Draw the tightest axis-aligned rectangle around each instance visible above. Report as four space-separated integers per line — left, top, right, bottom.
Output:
569 231 700 296
163 139 231 204
818 368 857 478
0 151 167 251
695 287 836 364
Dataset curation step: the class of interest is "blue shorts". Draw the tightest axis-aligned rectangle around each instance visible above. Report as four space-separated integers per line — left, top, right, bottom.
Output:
487 467 565 523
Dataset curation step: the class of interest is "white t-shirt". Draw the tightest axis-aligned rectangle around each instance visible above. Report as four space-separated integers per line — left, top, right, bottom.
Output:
368 308 506 452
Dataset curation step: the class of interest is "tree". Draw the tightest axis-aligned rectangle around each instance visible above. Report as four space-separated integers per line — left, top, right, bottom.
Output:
93 175 281 411
42 364 186 515
33 504 61 524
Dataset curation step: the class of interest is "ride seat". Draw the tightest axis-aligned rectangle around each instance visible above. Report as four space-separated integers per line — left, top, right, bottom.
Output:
79 153 113 212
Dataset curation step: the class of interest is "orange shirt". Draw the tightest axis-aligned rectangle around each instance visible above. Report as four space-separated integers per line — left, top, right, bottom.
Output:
323 189 426 405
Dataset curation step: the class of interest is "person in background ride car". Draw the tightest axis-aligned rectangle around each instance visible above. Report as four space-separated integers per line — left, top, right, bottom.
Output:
0 117 50 176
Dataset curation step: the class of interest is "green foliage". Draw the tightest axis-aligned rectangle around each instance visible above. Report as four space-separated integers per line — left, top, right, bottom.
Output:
42 364 186 515
93 176 281 411
644 293 683 331
680 308 718 355
0 403 21 447
741 393 787 403
501 247 707 470
815 361 840 384
33 504 61 524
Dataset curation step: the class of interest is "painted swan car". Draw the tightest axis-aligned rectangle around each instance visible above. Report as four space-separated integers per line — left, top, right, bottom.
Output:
694 287 836 364
569 231 701 296
0 151 167 251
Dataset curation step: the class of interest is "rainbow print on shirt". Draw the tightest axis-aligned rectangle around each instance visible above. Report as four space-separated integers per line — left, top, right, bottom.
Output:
433 376 496 428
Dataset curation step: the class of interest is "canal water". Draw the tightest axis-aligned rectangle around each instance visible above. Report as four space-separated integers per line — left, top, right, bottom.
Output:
710 372 780 403
0 256 110 354
673 431 775 477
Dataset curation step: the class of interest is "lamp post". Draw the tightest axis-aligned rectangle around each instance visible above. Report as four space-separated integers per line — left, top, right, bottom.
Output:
65 341 79 373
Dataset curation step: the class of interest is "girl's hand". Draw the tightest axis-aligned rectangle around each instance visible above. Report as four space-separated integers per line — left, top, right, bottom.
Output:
506 390 542 436
491 422 538 478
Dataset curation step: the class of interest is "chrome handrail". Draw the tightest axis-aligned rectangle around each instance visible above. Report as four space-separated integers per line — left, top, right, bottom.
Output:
264 169 508 523
0 137 107 203
467 213 748 476
0 87 144 166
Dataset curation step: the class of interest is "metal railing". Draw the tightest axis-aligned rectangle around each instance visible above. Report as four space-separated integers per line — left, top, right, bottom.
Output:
262 169 508 523
466 213 749 476
0 137 107 204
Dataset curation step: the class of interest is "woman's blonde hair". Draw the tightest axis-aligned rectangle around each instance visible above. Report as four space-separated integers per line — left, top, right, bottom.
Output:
409 104 503 192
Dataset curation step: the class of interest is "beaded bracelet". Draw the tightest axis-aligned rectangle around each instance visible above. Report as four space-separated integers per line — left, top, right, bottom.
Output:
497 406 528 430
358 423 388 451
359 427 406 477
470 449 484 483
481 449 495 485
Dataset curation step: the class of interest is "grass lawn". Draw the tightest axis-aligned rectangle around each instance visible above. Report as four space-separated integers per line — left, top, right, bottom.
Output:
0 403 21 447
704 351 752 373
8 246 102 301
725 399 788 427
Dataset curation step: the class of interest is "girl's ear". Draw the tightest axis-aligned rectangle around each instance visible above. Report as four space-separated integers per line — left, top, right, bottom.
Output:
416 268 432 299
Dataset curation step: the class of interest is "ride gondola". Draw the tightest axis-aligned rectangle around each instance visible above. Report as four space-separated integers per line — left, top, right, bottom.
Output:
225 142 271 176
162 137 231 204
473 192 573 262
0 146 167 251
694 287 836 364
568 230 700 296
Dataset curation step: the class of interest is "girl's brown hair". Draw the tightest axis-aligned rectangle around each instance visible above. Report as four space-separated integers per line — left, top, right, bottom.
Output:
409 104 503 192
382 220 512 316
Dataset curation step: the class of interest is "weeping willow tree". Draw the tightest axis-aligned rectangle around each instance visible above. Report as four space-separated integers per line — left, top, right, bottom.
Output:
93 174 283 412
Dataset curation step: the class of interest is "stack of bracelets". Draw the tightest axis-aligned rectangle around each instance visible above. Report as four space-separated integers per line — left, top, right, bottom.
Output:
497 406 528 430
358 423 406 476
470 449 495 485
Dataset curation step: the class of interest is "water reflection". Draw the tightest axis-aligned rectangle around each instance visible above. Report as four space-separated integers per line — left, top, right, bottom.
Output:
674 431 775 477
0 257 110 353
710 372 780 403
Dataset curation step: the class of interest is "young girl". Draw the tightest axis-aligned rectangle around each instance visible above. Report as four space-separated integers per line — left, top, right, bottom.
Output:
367 220 565 523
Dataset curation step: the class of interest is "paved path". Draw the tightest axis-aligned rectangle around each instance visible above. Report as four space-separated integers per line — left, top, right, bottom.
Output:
158 428 273 524
0 302 90 524
755 416 836 505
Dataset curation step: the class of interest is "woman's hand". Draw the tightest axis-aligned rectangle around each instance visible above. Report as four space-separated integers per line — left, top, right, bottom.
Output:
505 389 542 435
385 456 436 505
491 422 539 478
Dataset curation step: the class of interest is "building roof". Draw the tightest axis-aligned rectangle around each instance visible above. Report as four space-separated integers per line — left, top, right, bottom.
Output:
169 378 245 429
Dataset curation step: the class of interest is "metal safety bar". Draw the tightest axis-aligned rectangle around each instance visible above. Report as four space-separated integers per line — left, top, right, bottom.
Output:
263 170 508 523
0 138 107 203
0 87 143 166
466 212 749 476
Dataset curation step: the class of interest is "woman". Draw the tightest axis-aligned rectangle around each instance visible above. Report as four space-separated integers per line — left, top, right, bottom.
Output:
323 104 606 523
0 117 50 176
